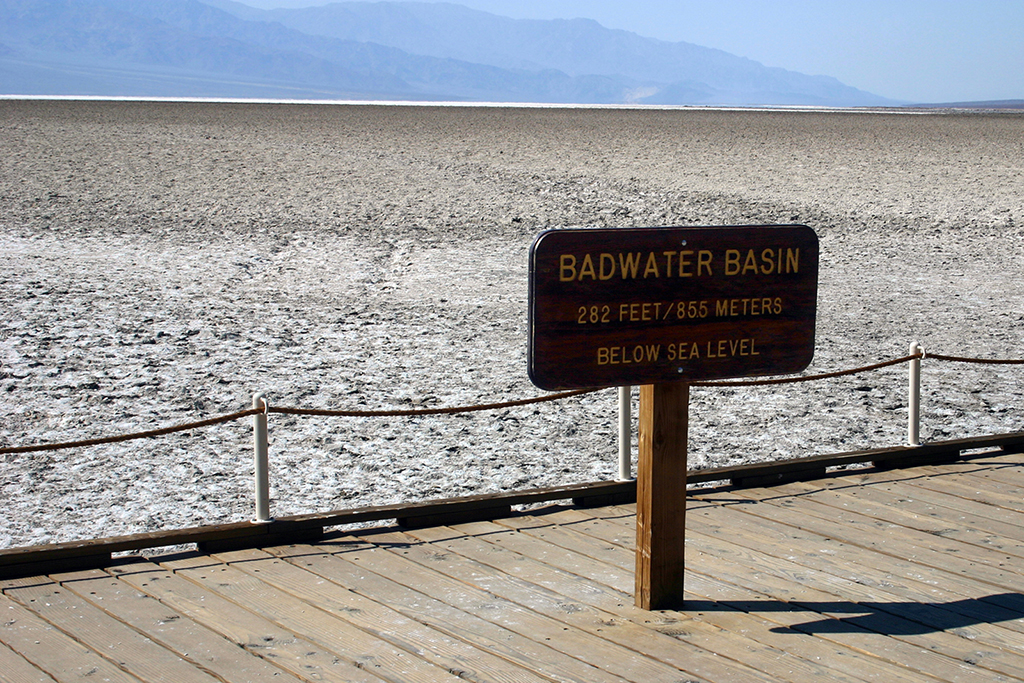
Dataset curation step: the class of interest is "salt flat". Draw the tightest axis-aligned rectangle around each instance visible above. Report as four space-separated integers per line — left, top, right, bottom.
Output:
1 100 1022 549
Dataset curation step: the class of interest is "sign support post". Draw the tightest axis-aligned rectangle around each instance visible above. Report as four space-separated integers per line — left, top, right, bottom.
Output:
635 382 689 610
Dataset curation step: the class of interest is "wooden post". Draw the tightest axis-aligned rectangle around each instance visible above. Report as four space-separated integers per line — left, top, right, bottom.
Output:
635 382 689 610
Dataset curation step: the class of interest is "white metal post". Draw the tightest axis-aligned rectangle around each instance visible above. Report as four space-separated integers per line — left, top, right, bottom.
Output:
252 392 272 523
618 385 633 480
908 342 923 447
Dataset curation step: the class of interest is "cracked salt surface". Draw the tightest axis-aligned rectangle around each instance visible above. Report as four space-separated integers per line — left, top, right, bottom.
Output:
1 101 1023 550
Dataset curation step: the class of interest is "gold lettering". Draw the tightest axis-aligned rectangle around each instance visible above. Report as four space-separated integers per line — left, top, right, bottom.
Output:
698 250 713 276
741 250 759 275
559 254 577 281
760 248 776 274
643 252 660 278
724 249 740 275
786 248 799 273
619 252 641 278
598 253 616 280
662 251 676 276
678 250 693 277
597 347 610 365
578 254 597 280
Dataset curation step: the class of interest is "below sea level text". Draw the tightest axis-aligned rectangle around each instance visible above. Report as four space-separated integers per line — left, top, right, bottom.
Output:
597 338 760 365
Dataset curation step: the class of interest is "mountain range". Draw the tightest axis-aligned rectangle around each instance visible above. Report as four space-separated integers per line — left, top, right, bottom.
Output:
0 0 899 106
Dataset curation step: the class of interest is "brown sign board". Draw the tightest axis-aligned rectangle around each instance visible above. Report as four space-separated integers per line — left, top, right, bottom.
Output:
528 225 819 390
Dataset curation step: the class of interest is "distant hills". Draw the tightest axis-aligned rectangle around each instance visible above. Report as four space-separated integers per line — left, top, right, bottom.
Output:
0 0 900 106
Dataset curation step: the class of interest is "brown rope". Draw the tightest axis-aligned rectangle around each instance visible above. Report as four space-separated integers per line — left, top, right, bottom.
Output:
928 353 1024 365
0 408 263 456
694 353 922 387
4 349 1021 456
268 388 600 417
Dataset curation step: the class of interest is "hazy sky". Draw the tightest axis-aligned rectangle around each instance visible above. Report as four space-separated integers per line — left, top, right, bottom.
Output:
237 0 1024 103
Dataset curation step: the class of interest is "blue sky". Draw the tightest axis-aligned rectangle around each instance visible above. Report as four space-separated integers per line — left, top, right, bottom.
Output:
237 0 1024 103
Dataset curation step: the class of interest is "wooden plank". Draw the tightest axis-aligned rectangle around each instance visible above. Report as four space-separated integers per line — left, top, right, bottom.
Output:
545 510 943 683
208 546 553 683
757 481 1024 638
161 552 466 683
453 520 634 594
684 525 1011 682
4 577 223 683
475 518 914 683
678 502 1024 681
705 490 1024 655
496 514 635 574
699 485 1024 592
576 503 1024 682
0 554 112 581
781 479 1024 563
51 568 306 683
109 558 385 683
266 539 634 683
678 567 958 683
311 531 695 683
727 482 1024 575
635 381 688 610
0 640 59 683
498 511 945 683
680 494 1024 625
0 590 143 683
500 512 991 683
914 461 1024 513
872 468 1024 534
389 525 776 683
776 455 1024 538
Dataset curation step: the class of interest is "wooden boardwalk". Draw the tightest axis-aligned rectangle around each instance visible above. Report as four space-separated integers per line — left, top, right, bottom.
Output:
4 449 1024 682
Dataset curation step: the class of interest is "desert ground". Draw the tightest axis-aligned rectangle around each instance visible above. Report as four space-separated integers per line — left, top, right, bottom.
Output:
1 99 1022 550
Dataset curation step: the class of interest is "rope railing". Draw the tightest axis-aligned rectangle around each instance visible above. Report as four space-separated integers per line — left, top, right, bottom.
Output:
929 353 1024 365
0 408 264 456
1 349 1020 458
693 353 922 387
0 390 598 457
2 345 1022 522
268 388 598 417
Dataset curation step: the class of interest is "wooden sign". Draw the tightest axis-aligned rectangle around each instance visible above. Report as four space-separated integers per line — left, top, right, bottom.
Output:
528 225 819 390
